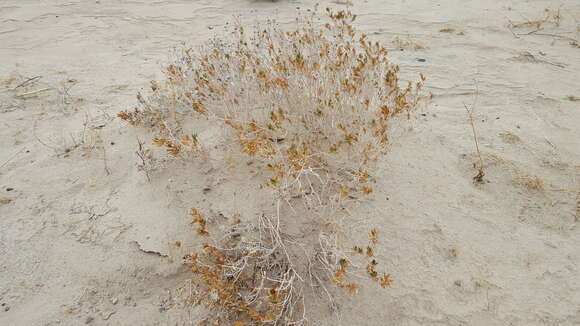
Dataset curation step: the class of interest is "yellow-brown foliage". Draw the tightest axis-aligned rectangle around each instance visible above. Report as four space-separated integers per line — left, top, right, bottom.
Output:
120 8 421 325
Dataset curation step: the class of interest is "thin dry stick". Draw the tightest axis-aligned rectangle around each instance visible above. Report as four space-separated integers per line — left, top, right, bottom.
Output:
572 162 580 221
523 31 579 42
13 76 41 90
464 104 485 183
33 120 59 152
0 148 25 170
15 87 53 98
102 145 111 175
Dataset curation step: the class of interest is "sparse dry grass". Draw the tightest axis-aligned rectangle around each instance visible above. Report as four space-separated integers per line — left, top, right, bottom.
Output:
507 7 562 32
506 6 580 47
499 131 521 144
479 153 548 194
391 35 425 50
513 175 544 192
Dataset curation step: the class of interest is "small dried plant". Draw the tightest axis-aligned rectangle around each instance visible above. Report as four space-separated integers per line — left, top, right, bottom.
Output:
464 104 485 184
391 35 426 51
120 8 424 325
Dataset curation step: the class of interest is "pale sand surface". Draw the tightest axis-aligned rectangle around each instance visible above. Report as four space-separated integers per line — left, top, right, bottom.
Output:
1 0 579 325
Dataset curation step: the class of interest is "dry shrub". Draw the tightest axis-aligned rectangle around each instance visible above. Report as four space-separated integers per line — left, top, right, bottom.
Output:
507 7 562 31
120 8 424 325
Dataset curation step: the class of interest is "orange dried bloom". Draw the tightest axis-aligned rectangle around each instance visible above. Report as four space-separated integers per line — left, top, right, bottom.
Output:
361 186 373 195
370 228 379 244
379 273 394 288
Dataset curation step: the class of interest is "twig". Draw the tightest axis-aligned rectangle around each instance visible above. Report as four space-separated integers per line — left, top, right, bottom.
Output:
464 104 485 183
13 76 41 90
518 31 579 43
15 87 53 98
464 82 485 184
33 120 58 151
102 145 111 175
504 17 521 39
0 148 25 170
507 27 520 39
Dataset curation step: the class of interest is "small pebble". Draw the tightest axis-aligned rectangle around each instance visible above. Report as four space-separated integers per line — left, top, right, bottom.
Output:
6 188 13 192
417 58 426 62
4 306 10 312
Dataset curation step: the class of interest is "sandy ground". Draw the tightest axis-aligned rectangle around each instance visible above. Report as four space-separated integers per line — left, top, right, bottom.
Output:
1 0 579 325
